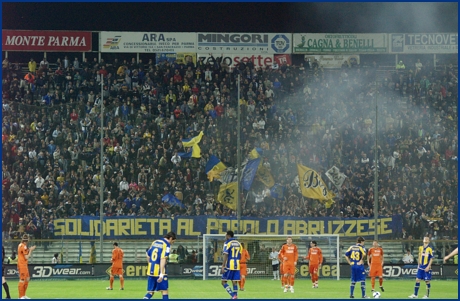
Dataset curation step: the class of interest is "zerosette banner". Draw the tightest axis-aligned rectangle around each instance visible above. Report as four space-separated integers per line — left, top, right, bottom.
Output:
197 32 291 54
390 33 458 53
100 32 197 53
293 33 388 53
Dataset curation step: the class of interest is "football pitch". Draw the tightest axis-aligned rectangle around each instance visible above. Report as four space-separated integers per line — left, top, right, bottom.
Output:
3 278 458 299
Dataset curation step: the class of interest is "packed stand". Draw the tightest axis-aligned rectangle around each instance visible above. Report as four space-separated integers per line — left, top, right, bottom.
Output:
1 55 458 243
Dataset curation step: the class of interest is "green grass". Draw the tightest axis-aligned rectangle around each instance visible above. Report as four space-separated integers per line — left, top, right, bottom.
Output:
3 278 458 299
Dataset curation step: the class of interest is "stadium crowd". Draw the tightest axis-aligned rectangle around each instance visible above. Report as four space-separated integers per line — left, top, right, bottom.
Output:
1 54 458 244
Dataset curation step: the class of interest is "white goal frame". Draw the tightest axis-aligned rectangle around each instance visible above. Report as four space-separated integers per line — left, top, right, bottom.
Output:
202 234 340 281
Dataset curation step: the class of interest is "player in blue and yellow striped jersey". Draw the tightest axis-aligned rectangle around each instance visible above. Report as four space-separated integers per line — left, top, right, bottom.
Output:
409 236 434 299
143 232 177 300
344 236 369 299
221 230 242 299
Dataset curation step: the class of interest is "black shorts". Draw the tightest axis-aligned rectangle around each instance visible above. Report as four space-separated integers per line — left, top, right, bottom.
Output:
272 263 279 271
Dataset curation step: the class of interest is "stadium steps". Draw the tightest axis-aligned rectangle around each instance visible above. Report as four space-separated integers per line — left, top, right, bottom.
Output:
25 240 425 265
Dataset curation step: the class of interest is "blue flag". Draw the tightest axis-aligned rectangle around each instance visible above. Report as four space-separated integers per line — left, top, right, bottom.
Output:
270 183 285 200
178 148 192 159
162 193 186 209
242 158 261 191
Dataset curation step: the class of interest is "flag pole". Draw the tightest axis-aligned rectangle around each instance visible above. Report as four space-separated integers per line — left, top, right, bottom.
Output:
374 81 379 241
99 73 104 263
236 74 242 234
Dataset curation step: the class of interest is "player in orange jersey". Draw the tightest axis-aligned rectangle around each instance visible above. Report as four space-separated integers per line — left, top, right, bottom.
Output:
107 242 125 290
367 240 384 293
278 244 286 288
238 243 251 291
17 234 36 299
278 237 298 293
305 240 323 288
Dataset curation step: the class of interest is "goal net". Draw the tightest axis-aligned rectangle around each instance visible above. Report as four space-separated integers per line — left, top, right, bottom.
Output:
202 234 340 280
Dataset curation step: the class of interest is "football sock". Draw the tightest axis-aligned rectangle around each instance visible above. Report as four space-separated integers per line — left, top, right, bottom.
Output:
110 276 114 288
233 283 238 296
414 282 420 296
223 283 233 296
426 283 430 297
24 281 28 293
120 276 124 289
18 282 25 298
350 282 355 296
3 282 11 298
240 278 245 289
360 281 366 297
379 278 383 287
144 292 153 299
273 271 277 279
162 294 169 300
371 277 375 289
290 277 295 286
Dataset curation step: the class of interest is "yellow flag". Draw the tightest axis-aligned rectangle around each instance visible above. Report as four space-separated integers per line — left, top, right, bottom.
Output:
217 182 238 210
207 162 227 181
182 131 204 158
249 148 260 160
297 164 335 203
256 165 275 188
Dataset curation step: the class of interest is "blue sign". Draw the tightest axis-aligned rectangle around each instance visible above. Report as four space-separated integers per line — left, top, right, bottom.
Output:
271 34 290 53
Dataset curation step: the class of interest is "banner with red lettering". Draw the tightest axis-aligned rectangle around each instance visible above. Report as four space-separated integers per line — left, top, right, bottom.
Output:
2 30 92 52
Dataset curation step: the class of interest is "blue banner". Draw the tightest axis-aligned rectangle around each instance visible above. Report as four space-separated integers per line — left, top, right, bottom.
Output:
242 158 260 191
155 53 177 65
162 193 186 208
53 215 403 240
270 183 285 200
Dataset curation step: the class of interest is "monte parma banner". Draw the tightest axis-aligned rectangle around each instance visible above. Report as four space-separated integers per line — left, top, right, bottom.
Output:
2 30 91 52
53 215 402 239
100 32 197 53
293 33 388 53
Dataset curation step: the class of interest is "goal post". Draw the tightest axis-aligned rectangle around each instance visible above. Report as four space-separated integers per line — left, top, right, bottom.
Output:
202 234 340 281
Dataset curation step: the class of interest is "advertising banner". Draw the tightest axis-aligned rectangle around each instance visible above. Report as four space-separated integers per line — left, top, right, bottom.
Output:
100 32 197 53
4 264 93 279
52 215 403 239
197 32 291 54
274 54 292 66
293 33 388 53
155 53 196 66
197 53 275 70
390 33 458 53
304 54 360 68
2 30 92 52
6 263 456 280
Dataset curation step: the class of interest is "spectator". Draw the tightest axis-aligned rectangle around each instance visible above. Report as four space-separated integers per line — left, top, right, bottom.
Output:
401 249 415 264
0 54 457 244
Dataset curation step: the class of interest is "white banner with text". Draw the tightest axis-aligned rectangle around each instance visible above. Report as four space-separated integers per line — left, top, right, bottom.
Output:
293 33 388 53
99 32 197 53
